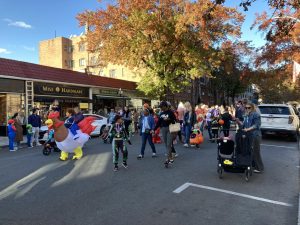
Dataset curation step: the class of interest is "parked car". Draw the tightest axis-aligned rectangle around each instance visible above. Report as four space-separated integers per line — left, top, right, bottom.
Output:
83 114 108 137
258 104 300 141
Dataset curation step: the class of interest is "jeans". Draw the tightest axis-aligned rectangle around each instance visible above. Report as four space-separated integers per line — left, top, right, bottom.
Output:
27 134 32 147
161 126 173 160
31 127 40 145
140 133 156 155
8 136 15 150
184 124 192 144
206 121 212 139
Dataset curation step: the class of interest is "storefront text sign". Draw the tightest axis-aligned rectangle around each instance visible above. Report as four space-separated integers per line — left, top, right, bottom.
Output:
34 82 89 98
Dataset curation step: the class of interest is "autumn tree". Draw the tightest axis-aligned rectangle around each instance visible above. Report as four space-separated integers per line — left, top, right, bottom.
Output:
77 0 243 98
210 41 253 104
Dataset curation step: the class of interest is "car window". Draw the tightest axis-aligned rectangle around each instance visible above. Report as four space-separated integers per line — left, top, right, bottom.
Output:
258 106 291 115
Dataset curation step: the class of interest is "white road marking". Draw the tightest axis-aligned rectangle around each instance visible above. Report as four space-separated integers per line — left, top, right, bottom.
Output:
261 144 296 149
173 182 293 207
298 193 300 225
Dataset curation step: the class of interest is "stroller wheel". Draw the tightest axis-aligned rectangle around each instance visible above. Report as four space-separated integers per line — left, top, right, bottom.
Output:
245 167 251 182
164 160 169 168
217 164 223 179
196 144 200 148
43 147 51 156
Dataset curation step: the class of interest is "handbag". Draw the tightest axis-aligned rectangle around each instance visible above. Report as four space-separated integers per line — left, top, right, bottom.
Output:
169 122 181 133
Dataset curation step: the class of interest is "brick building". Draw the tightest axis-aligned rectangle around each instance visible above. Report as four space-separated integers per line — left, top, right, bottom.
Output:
39 36 140 82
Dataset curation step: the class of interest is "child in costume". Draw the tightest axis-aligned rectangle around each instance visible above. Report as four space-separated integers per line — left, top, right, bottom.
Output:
211 117 220 142
109 115 130 171
26 124 33 147
7 119 16 151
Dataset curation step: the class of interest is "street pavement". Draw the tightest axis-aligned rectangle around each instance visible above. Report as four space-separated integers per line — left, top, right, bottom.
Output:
0 132 298 225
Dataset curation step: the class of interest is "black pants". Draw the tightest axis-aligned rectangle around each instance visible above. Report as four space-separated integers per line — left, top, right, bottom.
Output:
124 121 131 136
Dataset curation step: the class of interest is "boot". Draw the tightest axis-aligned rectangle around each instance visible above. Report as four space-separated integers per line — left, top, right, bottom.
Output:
72 146 83 160
60 151 69 161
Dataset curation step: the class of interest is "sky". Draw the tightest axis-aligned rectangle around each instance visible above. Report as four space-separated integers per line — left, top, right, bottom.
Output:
0 0 269 64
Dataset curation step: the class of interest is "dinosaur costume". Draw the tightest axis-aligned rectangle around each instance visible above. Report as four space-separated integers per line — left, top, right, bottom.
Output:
46 111 95 161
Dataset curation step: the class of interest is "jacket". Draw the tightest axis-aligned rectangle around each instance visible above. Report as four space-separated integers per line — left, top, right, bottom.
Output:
183 111 197 126
139 115 155 135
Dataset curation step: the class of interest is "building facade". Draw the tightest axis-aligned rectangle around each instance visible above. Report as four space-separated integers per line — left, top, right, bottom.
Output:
39 36 140 82
0 57 150 136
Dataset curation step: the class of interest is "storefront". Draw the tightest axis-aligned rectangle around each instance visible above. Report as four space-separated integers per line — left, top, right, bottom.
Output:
92 88 131 115
0 78 25 136
34 82 91 120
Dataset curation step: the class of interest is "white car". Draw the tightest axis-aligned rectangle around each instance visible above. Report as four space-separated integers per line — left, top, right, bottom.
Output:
258 104 299 140
83 114 108 137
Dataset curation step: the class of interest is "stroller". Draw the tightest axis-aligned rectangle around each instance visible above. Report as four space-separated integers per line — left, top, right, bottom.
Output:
217 130 253 181
189 129 204 148
43 130 60 156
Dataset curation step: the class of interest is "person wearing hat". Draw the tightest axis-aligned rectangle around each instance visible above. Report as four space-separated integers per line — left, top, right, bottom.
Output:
7 119 16 151
154 101 177 165
137 108 156 159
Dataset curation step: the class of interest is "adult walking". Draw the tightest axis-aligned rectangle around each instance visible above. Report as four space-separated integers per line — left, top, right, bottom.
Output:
154 101 176 164
183 102 196 147
28 108 42 147
137 108 156 159
12 112 23 150
205 108 213 142
122 106 132 136
236 103 264 173
220 107 232 137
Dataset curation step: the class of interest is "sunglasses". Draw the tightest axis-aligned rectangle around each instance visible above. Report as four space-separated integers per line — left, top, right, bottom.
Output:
245 107 251 109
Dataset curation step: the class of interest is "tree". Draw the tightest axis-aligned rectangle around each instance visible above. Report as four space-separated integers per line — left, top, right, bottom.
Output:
77 0 243 98
210 41 252 105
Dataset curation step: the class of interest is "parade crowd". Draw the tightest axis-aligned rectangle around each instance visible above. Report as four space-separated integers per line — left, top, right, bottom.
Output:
6 99 264 173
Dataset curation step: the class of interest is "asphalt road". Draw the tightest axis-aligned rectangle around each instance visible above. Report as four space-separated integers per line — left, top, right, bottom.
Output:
0 132 298 225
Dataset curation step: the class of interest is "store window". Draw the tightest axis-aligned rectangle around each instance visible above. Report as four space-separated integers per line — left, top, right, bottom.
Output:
0 94 24 125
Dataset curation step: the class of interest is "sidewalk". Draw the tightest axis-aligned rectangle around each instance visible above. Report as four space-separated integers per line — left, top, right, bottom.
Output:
0 135 27 148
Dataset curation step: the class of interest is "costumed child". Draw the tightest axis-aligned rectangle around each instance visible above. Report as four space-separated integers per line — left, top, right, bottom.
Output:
7 119 16 151
26 124 33 148
109 115 130 171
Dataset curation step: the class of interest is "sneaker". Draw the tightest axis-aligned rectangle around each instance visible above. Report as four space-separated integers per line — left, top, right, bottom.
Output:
152 153 157 158
28 144 33 148
14 147 18 151
114 165 119 172
183 144 189 148
122 162 128 169
253 169 261 173
9 149 16 152
174 153 179 158
169 160 174 164
137 154 144 159
37 143 42 146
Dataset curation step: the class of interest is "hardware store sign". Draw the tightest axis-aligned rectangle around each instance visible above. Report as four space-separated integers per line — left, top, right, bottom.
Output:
34 82 89 97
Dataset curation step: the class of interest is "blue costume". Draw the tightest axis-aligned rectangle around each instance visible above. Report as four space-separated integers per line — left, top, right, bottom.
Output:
8 123 16 151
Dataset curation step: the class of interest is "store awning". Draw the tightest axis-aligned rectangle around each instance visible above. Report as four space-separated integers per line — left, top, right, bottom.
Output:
34 95 92 103
94 95 131 100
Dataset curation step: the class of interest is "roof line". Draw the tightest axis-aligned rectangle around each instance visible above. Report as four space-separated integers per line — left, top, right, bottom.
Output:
0 74 132 91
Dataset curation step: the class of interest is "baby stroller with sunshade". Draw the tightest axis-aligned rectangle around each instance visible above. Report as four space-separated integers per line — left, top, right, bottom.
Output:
42 130 61 155
217 130 253 181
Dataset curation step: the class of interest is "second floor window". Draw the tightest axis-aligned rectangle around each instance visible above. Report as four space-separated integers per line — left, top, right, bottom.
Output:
109 69 116 78
99 69 104 76
79 58 86 67
90 56 96 65
79 43 85 52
